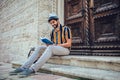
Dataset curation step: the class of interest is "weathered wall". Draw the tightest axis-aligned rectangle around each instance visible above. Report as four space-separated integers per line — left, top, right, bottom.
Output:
37 0 53 41
0 0 57 62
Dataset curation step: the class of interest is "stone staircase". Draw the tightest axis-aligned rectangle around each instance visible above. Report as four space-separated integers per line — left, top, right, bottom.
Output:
47 56 120 71
12 56 120 80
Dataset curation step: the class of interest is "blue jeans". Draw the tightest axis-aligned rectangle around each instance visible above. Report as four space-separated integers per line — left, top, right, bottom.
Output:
21 45 70 72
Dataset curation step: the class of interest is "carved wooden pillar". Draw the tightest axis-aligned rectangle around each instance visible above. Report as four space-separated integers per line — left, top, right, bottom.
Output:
89 0 95 45
83 0 90 46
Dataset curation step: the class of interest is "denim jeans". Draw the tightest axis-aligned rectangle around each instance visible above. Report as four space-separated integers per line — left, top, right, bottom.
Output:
21 45 70 72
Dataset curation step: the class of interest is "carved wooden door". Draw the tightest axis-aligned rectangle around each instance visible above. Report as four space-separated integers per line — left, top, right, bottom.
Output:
64 0 85 48
64 0 120 56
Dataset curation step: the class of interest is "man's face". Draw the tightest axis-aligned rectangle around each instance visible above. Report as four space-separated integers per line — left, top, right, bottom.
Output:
49 20 58 29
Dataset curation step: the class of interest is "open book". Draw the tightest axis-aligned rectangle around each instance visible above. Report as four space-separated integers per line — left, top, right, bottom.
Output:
40 37 53 44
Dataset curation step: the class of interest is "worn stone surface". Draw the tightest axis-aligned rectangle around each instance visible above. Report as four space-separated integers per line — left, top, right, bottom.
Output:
0 62 75 80
0 0 56 62
0 0 38 62
47 56 120 71
11 61 120 80
41 63 120 80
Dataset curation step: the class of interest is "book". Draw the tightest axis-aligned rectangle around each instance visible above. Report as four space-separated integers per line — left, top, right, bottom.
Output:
40 37 53 44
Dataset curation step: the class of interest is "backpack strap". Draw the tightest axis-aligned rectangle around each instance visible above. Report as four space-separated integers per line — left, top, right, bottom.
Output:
64 26 67 42
60 25 63 43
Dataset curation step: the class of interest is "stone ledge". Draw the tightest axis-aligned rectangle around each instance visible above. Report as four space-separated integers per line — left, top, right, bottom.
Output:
11 61 120 80
41 63 120 80
49 56 120 63
47 56 120 71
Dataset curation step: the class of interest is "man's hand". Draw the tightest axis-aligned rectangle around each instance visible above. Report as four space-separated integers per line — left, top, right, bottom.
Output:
57 39 72 48
46 44 50 46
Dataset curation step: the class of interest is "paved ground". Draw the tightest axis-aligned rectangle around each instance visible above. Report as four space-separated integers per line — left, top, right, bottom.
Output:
0 62 75 80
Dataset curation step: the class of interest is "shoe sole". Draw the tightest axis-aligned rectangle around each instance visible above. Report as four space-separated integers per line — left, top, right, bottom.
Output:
9 73 18 75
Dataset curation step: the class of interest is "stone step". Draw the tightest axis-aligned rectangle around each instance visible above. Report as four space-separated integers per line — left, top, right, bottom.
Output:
47 56 120 71
12 62 120 80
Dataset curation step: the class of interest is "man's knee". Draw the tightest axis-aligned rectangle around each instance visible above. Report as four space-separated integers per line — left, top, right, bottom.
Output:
35 46 45 50
46 45 54 51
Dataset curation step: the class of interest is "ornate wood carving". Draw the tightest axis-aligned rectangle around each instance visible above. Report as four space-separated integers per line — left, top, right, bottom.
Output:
94 0 120 44
65 0 83 21
65 0 84 49
68 22 84 46
83 0 90 46
94 15 119 42
64 0 120 55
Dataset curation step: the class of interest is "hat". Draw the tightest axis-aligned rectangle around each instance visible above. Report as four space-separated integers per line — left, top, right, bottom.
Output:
48 13 59 22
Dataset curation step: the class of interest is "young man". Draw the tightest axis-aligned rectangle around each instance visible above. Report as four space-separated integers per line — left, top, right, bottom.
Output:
9 13 72 77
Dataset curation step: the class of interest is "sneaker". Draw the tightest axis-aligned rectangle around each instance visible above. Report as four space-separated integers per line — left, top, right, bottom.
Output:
9 68 25 75
18 68 35 78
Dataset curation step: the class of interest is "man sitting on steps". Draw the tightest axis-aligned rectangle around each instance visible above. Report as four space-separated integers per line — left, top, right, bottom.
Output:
9 13 72 77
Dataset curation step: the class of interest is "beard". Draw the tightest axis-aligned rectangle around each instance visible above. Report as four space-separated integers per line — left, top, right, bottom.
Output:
53 23 58 29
